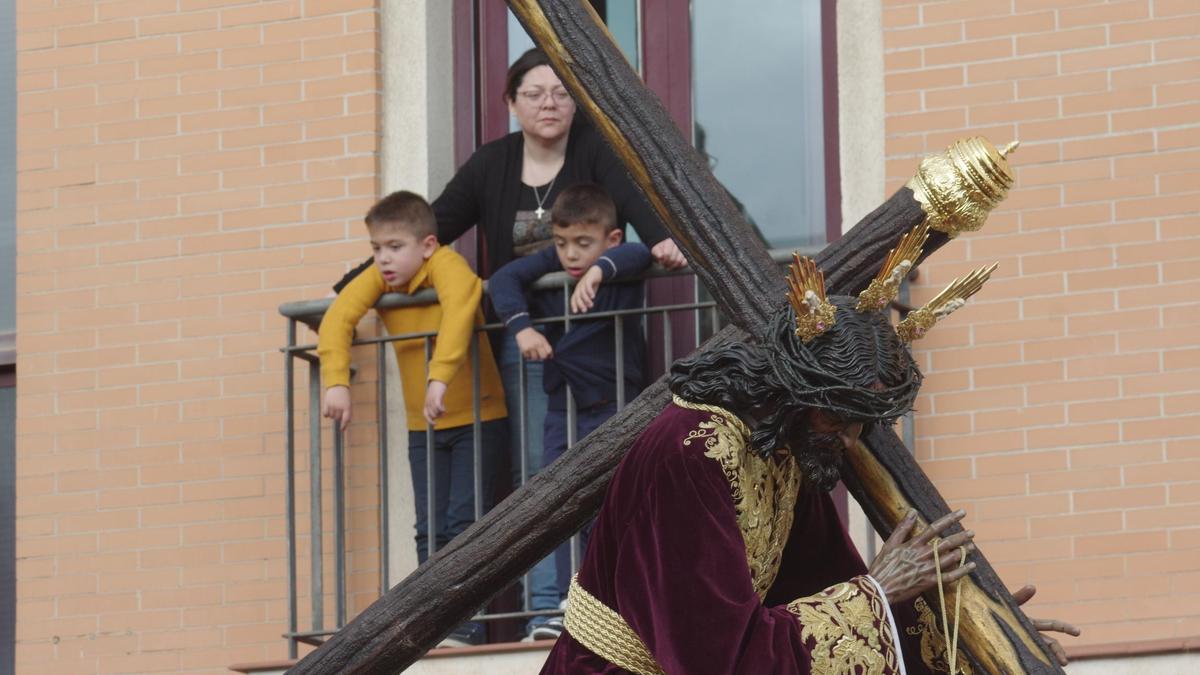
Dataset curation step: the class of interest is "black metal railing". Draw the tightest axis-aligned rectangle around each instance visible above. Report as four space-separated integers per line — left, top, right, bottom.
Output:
275 247 886 655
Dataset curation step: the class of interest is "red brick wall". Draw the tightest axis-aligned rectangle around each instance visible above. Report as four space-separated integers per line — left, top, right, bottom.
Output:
15 2 379 671
884 0 1200 649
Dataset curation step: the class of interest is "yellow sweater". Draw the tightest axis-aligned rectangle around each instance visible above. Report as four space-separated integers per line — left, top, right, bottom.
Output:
318 246 506 431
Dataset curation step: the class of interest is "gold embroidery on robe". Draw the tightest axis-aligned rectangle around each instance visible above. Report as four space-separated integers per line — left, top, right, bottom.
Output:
787 577 900 675
676 396 800 600
905 597 974 674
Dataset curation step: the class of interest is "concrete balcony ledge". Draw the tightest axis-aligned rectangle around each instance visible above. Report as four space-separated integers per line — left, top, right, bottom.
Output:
229 640 554 674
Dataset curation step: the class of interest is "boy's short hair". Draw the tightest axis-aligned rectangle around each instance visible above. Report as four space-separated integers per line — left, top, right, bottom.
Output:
550 183 617 232
365 190 437 238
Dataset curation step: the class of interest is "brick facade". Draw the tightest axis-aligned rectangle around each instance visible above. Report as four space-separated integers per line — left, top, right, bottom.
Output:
15 1 379 671
884 0 1200 649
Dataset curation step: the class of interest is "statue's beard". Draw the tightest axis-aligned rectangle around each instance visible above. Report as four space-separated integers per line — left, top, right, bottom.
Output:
795 431 845 492
753 407 849 492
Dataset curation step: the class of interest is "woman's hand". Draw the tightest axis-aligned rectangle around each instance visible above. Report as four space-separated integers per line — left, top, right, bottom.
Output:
570 266 604 314
651 238 687 270
1011 584 1080 666
867 509 976 604
516 327 553 361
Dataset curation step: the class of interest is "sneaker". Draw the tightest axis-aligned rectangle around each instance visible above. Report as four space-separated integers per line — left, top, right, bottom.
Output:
528 616 564 641
437 621 485 648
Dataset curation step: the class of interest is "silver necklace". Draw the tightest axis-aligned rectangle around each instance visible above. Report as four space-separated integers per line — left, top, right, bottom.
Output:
532 173 558 221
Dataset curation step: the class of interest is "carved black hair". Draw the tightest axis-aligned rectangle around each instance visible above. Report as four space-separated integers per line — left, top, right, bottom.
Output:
669 296 922 457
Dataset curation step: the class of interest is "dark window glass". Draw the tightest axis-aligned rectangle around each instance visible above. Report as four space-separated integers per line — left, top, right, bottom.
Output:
692 0 826 250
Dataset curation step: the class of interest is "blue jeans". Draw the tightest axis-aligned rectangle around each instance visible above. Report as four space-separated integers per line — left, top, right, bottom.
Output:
498 326 548 487
529 401 618 622
408 419 507 564
498 327 554 622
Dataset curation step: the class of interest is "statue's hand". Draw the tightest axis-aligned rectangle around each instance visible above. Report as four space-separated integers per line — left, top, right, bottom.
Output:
868 509 976 604
1011 584 1081 666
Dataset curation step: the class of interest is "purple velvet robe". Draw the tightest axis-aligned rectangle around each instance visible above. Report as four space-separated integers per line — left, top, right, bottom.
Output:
540 400 957 674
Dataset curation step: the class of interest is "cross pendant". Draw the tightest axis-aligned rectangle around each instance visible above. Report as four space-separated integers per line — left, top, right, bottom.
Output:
534 206 545 220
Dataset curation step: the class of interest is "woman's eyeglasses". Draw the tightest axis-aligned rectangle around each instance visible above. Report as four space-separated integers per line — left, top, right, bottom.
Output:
516 88 573 105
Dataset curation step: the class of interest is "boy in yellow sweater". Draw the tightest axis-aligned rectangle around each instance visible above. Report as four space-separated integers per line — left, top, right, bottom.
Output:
318 191 506 647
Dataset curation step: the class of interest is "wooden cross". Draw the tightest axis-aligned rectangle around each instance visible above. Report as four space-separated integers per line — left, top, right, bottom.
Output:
293 2 1063 672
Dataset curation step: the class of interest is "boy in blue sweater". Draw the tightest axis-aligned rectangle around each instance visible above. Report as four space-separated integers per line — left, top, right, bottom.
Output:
489 183 650 640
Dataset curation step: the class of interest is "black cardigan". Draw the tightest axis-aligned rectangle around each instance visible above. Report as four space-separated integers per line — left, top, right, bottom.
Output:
333 121 670 290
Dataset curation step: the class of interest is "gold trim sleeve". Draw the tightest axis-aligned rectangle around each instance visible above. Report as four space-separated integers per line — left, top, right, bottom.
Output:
786 576 902 674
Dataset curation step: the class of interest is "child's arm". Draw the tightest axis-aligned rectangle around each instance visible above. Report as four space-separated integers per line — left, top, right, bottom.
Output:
318 264 387 430
424 250 485 397
570 242 653 314
488 248 558 361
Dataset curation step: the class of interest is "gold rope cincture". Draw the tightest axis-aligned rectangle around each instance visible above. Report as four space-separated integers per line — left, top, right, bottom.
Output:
564 575 666 675
931 537 968 674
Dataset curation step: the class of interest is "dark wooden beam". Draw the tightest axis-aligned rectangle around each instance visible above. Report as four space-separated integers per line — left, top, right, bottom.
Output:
290 1 1060 673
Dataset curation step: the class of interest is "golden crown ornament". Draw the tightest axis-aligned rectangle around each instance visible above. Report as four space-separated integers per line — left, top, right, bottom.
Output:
896 263 999 343
907 138 1019 238
856 222 931 312
787 253 836 343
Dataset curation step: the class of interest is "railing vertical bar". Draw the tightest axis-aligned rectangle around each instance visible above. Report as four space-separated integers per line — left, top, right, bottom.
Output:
663 309 673 365
563 278 574 449
472 332 483 521
563 279 579 582
307 360 324 632
614 314 624 411
425 336 437 558
333 424 346 627
285 319 298 659
519 348 531 612
518 347 529 487
376 342 389 595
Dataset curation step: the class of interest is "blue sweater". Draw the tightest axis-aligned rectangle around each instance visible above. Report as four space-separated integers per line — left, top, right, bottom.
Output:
489 243 650 411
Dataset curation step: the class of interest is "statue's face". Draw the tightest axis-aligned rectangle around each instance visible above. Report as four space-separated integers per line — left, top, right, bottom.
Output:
796 409 866 492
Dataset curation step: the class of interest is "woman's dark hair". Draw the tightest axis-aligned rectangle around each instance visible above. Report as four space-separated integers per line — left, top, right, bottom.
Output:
504 48 552 102
670 296 922 457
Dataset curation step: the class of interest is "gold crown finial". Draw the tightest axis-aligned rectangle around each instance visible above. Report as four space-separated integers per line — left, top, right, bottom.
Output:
999 140 1020 157
897 263 998 343
787 253 836 343
907 137 1016 238
857 223 930 313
